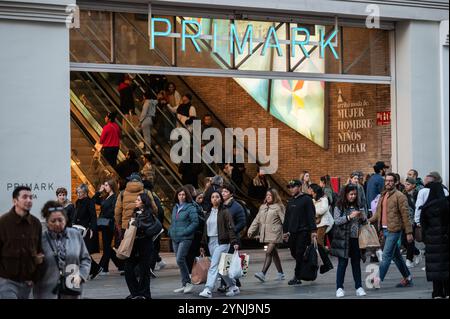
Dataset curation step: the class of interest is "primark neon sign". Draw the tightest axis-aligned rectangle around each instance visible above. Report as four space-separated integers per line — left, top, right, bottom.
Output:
150 18 340 59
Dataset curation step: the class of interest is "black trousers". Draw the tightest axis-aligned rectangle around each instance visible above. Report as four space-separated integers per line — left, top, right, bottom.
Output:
149 236 162 270
288 231 311 280
433 280 449 298
124 237 153 299
102 147 119 168
99 227 124 272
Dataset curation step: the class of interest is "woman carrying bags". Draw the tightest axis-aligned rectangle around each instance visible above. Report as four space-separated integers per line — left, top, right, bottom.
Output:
248 189 286 282
331 184 367 298
124 192 159 299
199 191 239 298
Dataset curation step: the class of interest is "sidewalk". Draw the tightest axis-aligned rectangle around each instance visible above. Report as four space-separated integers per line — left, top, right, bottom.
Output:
83 247 433 299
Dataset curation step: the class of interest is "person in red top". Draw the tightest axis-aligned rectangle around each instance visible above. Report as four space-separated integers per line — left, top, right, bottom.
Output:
99 112 121 168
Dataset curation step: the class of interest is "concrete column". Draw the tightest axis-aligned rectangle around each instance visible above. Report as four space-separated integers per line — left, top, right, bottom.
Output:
392 20 445 182
0 0 74 217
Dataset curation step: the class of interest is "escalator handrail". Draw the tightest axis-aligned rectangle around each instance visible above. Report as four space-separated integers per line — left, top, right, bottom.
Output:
74 71 183 190
70 75 179 195
115 13 290 199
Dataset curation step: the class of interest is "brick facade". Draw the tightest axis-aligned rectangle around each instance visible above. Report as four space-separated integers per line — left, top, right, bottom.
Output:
176 76 391 185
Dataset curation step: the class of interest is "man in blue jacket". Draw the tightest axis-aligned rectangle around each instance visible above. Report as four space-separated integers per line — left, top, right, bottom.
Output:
366 161 389 214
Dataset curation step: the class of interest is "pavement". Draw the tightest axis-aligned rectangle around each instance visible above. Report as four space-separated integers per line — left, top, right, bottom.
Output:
83 246 435 299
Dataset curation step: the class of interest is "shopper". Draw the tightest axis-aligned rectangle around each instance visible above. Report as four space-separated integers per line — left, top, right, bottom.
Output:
74 184 102 279
369 173 414 288
248 188 286 282
139 91 157 151
283 179 317 286
99 111 121 168
299 171 311 194
420 182 449 299
331 184 367 298
123 193 157 299
0 186 44 299
403 177 422 268
248 168 271 200
366 161 389 212
93 179 123 275
309 183 334 247
199 191 239 298
56 187 76 227
168 187 199 294
33 201 91 299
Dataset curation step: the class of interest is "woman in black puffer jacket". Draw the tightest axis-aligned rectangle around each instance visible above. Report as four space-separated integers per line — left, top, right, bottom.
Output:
420 182 449 299
124 192 160 299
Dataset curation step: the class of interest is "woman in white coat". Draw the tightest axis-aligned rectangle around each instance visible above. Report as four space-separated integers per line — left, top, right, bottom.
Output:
309 183 334 247
247 188 286 282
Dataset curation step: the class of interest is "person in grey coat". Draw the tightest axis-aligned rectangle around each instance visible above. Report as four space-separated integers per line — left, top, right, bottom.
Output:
34 201 91 299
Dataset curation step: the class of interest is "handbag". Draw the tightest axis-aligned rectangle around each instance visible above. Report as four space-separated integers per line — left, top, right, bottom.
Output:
414 225 423 243
114 224 137 260
191 253 211 285
299 240 319 281
97 217 111 229
358 223 381 249
45 232 82 297
144 214 163 238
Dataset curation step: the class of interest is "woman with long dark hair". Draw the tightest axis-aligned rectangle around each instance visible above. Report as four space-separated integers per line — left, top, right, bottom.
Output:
168 187 199 294
199 191 239 298
309 183 334 247
93 179 123 275
331 184 367 298
123 192 157 299
248 188 286 282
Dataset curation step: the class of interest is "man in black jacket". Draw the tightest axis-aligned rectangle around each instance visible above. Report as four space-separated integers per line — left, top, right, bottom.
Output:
283 179 317 286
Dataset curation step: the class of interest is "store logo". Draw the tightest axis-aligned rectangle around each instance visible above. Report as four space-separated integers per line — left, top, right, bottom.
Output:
150 18 339 59
366 4 380 29
169 120 279 174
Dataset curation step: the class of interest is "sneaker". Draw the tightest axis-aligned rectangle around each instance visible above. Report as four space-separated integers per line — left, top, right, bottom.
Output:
356 287 367 296
173 286 185 293
406 259 415 268
184 283 194 294
370 255 379 263
276 273 286 280
254 272 266 282
336 288 345 298
199 288 212 298
370 277 381 289
125 294 134 299
396 278 413 288
376 249 383 262
414 250 424 265
225 286 240 297
157 260 167 270
288 278 302 286
131 295 147 299
119 270 126 276
99 271 109 276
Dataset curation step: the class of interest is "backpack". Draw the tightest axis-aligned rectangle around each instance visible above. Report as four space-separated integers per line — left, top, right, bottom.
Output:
234 198 251 225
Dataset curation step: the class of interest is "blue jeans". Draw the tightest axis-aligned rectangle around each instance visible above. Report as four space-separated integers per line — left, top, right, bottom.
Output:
336 238 362 290
205 236 234 290
379 230 410 281
172 240 193 286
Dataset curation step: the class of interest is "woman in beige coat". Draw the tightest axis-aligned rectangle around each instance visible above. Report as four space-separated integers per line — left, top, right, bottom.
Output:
247 188 286 282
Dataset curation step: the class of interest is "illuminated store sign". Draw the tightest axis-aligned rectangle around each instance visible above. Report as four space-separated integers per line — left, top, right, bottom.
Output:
149 17 339 59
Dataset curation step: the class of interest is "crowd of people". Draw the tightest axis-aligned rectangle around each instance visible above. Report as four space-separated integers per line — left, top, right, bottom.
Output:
0 159 448 300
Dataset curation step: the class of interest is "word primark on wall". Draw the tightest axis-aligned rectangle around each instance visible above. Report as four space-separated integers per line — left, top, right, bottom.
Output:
150 17 339 59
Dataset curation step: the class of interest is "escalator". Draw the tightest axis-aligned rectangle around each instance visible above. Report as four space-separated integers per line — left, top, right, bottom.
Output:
70 78 176 228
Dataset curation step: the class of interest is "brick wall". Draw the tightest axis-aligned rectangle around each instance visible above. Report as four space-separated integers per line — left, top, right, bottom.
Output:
179 76 391 185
